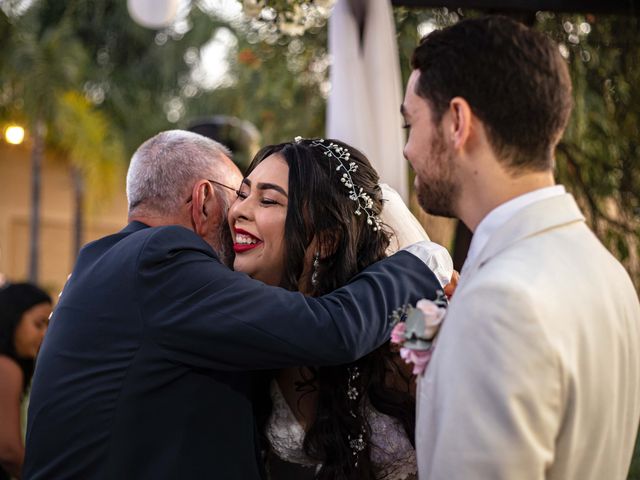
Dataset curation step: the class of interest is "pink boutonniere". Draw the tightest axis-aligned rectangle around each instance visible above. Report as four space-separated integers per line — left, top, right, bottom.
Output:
390 290 448 375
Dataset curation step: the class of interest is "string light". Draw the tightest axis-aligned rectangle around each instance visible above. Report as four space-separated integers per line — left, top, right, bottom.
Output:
4 125 25 145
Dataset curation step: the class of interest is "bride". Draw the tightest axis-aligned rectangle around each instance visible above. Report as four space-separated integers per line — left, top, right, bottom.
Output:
228 137 452 479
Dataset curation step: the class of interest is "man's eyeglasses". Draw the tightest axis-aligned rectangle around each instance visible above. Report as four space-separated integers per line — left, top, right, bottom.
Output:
208 179 239 193
185 179 239 204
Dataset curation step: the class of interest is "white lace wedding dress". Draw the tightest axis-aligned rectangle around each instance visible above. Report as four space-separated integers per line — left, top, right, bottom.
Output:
264 185 452 480
265 380 418 480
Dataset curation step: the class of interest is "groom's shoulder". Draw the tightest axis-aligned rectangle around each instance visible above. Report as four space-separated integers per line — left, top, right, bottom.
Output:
460 225 635 312
455 251 545 315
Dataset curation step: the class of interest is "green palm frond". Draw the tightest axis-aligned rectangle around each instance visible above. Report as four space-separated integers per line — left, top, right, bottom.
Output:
54 90 125 211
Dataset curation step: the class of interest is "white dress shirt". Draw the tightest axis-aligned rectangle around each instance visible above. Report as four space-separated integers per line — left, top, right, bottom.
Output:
462 185 566 273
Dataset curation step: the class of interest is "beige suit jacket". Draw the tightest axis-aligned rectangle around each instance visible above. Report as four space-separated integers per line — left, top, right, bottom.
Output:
416 193 640 479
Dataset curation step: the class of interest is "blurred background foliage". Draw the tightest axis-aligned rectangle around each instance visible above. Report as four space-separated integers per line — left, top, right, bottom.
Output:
0 1 638 286
0 0 638 474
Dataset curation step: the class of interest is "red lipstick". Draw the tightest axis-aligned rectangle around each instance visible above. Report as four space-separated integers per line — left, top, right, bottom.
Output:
233 228 262 253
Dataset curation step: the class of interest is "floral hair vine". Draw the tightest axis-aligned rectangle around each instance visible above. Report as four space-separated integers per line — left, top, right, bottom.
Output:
294 136 382 231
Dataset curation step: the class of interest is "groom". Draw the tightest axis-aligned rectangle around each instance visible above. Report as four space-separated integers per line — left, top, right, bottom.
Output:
402 16 640 479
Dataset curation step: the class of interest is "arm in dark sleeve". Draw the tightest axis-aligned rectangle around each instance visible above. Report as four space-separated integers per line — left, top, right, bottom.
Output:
141 226 441 370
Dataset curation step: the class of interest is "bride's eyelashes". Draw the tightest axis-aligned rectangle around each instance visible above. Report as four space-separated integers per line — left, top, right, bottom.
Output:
235 189 280 206
402 123 411 130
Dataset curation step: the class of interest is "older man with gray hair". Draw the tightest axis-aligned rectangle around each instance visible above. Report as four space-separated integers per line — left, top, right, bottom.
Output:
126 130 240 266
24 130 443 479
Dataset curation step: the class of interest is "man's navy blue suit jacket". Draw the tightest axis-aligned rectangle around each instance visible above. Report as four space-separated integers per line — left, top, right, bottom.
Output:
24 222 440 479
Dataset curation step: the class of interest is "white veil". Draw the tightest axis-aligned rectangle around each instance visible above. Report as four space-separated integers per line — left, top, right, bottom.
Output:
380 184 454 287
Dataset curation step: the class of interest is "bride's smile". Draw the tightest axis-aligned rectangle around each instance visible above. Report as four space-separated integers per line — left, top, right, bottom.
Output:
233 228 262 252
228 154 289 286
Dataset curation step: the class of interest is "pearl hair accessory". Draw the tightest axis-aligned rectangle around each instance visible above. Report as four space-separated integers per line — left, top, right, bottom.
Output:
294 137 382 231
311 251 320 287
346 365 367 466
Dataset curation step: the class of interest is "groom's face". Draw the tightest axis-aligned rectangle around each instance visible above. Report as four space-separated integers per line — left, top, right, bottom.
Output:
402 70 459 218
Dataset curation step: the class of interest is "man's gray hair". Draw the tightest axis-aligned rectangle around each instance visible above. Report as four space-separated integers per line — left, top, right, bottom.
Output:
126 130 232 215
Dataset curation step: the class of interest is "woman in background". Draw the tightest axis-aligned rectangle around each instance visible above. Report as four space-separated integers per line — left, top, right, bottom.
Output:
0 283 51 479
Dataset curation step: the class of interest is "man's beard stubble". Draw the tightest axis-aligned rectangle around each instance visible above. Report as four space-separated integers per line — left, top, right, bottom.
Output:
416 177 458 218
210 188 235 268
216 210 235 268
415 134 459 219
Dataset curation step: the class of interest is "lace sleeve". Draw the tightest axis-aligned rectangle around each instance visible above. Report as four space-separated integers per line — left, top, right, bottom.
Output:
265 380 318 467
367 400 418 480
266 380 418 480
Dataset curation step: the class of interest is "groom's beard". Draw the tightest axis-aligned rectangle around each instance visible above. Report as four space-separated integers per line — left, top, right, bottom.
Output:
416 133 459 218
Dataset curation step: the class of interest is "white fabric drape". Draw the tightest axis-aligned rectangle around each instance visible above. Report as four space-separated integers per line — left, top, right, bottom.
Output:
327 0 408 201
380 184 454 287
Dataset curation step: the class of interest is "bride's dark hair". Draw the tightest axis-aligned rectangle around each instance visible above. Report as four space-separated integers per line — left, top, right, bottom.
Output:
247 139 415 479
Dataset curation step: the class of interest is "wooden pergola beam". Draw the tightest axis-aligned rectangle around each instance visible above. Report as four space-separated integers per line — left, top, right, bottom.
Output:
390 0 637 14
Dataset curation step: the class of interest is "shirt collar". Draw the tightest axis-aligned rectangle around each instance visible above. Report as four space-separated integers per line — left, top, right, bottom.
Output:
463 185 566 273
121 221 150 234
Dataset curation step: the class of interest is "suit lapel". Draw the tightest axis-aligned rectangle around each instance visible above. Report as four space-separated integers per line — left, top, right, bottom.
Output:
461 193 585 281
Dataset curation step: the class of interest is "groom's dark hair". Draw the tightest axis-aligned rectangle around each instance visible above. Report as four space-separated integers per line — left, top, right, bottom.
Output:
411 15 573 172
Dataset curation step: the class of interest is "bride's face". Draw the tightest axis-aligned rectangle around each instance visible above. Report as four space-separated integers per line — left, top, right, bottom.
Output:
228 154 289 286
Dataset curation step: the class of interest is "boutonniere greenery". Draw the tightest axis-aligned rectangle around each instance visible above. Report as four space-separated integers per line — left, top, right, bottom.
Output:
390 290 448 375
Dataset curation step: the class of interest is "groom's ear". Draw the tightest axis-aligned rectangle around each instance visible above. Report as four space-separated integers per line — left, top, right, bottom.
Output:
448 96 473 152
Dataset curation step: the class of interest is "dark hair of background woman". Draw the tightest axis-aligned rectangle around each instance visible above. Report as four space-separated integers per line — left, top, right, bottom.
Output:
248 139 415 480
0 283 52 394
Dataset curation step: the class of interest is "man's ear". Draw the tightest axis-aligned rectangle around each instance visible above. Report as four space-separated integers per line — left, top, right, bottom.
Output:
448 96 473 151
191 180 217 236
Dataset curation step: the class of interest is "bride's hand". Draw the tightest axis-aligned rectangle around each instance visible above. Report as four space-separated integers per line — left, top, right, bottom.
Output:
444 270 460 299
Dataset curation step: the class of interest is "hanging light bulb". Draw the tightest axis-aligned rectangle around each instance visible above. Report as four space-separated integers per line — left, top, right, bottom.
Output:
4 125 25 145
127 0 179 29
